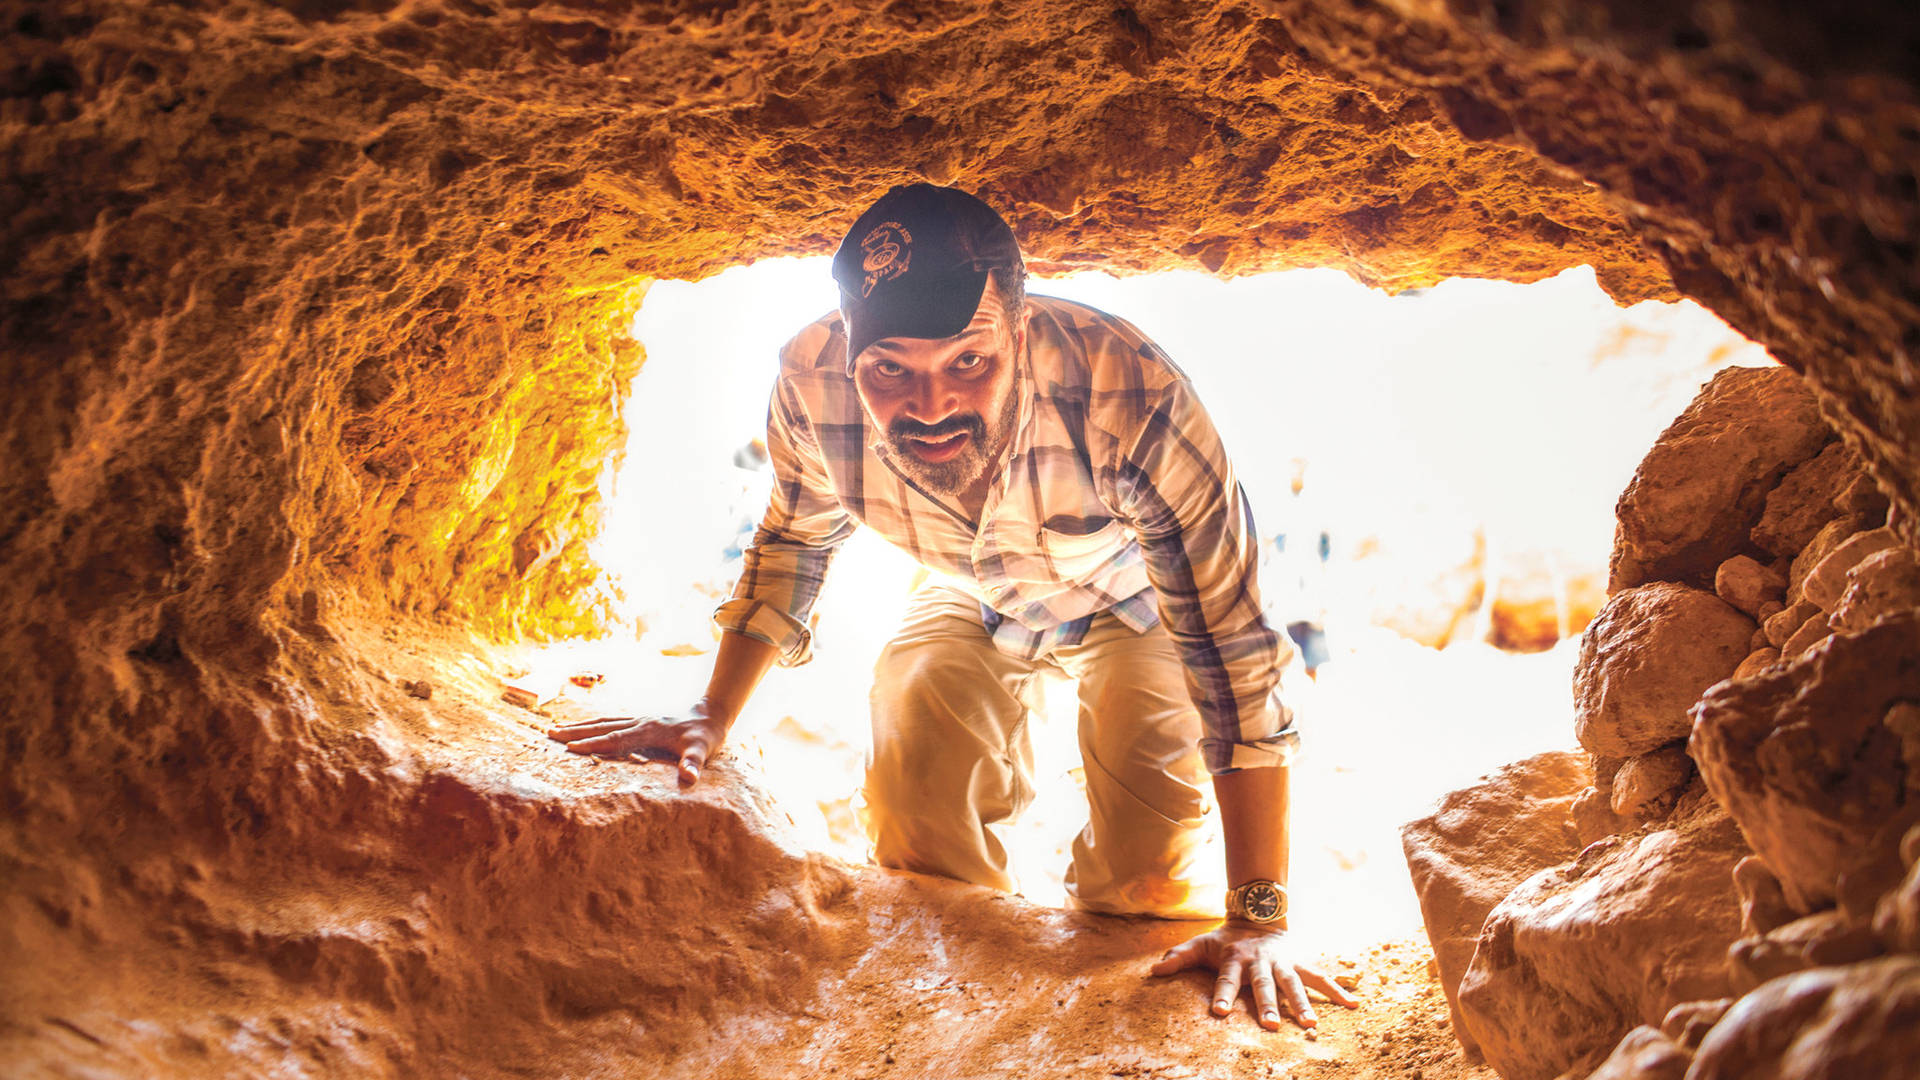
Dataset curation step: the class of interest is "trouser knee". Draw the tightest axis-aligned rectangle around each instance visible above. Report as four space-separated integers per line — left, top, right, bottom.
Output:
863 644 1032 891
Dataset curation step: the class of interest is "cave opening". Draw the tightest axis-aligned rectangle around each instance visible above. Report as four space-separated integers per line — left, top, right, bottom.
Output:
502 256 1771 952
11 2 1920 1076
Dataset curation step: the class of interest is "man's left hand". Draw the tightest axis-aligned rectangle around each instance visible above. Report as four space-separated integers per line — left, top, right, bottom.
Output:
1150 924 1359 1030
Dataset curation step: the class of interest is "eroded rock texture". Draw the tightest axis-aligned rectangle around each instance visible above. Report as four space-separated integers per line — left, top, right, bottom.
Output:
1689 956 1920 1080
1608 367 1830 592
1573 582 1755 758
1406 332 1920 1079
1454 795 1748 1080
1692 611 1920 914
1400 750 1597 1060
7 0 1920 1077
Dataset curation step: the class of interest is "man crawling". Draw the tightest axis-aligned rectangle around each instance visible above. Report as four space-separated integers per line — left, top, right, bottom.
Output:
550 184 1358 1031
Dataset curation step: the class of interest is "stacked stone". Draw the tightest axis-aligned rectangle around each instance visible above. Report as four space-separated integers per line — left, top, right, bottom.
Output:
1404 365 1920 1080
1582 365 1850 828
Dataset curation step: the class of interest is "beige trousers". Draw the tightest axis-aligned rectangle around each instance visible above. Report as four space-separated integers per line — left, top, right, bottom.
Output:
863 585 1212 918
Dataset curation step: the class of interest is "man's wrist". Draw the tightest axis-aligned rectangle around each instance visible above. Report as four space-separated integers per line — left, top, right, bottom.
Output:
688 698 737 733
1223 916 1289 933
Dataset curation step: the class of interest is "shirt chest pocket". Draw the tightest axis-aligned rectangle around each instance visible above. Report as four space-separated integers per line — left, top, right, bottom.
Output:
1033 516 1129 579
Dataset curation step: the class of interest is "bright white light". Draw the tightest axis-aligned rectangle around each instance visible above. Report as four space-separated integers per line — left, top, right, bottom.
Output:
1038 265 1769 567
576 258 1768 948
593 260 843 649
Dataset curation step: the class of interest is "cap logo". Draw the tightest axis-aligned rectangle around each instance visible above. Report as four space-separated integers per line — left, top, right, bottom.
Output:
860 222 912 297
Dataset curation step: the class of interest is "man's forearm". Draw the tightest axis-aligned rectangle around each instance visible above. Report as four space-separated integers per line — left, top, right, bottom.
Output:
1214 763 1291 929
696 630 781 733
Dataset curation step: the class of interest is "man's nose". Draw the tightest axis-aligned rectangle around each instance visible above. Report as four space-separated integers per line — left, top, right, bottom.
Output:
901 373 957 423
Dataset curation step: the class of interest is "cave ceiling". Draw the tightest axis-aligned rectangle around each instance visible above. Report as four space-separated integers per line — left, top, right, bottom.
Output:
4 0 1918 641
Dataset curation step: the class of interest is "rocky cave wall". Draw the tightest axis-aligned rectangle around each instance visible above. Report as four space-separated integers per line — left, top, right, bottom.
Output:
1404 365 1920 1079
4 1 1920 1077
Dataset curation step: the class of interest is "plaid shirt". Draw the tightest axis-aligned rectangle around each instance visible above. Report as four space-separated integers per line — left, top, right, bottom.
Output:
713 296 1297 773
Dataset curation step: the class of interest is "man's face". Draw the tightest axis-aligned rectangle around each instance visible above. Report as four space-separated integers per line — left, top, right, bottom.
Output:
852 284 1024 497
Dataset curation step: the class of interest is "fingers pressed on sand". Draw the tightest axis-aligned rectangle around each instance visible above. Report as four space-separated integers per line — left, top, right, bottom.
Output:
550 716 637 731
1149 942 1200 977
1212 960 1243 1016
562 733 629 754
1279 967 1317 1028
547 720 633 740
1250 967 1281 1030
1302 969 1360 1009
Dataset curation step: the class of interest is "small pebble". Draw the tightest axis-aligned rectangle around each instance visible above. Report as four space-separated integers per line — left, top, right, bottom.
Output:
1333 974 1360 991
407 679 433 700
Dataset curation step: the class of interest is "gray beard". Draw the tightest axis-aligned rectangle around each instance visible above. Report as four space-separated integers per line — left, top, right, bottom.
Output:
887 389 1019 496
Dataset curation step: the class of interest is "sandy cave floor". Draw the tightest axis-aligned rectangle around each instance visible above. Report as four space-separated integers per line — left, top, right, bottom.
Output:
294 610 1534 1079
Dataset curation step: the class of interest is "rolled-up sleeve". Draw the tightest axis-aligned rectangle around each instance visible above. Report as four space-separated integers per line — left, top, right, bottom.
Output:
712 376 855 666
1111 378 1299 774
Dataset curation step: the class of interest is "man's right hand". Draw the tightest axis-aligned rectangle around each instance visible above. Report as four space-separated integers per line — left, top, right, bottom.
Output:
546 711 725 786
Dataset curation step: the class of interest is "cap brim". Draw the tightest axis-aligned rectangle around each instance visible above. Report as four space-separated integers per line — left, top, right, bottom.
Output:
843 268 990 368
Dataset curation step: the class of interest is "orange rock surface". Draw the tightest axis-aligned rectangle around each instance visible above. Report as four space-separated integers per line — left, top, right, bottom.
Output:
6 1 1920 1077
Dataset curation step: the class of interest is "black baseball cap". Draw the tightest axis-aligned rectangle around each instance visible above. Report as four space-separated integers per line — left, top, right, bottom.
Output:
832 184 1024 367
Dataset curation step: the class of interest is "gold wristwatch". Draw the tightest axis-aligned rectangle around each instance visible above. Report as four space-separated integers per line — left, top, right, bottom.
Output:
1225 879 1288 924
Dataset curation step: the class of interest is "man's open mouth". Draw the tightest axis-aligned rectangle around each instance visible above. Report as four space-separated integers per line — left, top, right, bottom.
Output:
906 430 972 462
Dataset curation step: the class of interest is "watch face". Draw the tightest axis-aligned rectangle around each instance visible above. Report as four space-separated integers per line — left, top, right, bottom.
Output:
1244 882 1283 922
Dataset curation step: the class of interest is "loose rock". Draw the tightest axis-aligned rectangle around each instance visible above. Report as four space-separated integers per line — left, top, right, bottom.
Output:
1833 469 1892 520
1786 516 1862 604
1712 554 1786 618
1762 599 1819 647
1456 794 1747 1080
1609 367 1830 592
1732 855 1796 937
1691 611 1920 912
1688 957 1920 1080
1659 997 1732 1051
1779 612 1830 658
1580 1026 1690 1080
1800 527 1899 609
1727 909 1881 994
1751 440 1856 558
1570 786 1627 847
1609 745 1693 821
1828 546 1920 634
1731 647 1780 681
1573 583 1754 758
1400 751 1595 1060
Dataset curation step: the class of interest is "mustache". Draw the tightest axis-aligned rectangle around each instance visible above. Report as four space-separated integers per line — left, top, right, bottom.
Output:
889 414 985 442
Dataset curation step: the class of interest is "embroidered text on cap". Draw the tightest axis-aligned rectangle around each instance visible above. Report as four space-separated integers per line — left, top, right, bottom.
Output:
860 222 912 297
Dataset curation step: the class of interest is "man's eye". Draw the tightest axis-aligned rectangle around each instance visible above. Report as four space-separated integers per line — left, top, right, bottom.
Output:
874 360 905 377
953 354 984 371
